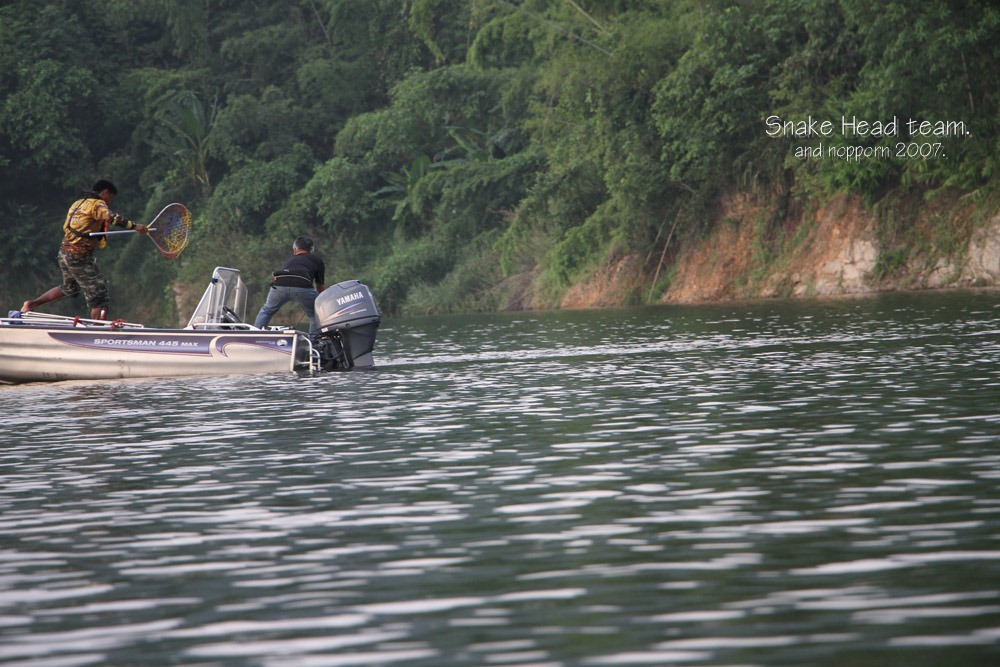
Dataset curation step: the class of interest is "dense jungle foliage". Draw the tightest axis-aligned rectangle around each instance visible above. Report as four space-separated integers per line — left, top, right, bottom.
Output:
1 0 998 325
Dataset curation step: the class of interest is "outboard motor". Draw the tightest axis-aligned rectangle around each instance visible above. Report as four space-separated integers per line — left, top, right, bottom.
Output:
313 280 380 370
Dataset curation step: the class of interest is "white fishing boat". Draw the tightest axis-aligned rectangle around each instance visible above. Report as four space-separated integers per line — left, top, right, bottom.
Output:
0 267 380 384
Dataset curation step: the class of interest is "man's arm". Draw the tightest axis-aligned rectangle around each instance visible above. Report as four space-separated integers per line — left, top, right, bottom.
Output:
108 211 144 233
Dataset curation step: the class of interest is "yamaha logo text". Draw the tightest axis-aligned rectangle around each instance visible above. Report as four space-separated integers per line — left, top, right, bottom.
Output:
336 291 364 306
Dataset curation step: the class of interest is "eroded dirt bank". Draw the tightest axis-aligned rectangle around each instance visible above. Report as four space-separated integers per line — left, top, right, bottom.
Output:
560 192 1000 308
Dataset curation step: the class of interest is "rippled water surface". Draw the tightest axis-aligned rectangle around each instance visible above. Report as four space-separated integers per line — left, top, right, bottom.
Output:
2 291 999 666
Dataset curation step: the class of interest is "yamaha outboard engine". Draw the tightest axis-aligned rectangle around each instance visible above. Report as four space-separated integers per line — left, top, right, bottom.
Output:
313 280 380 370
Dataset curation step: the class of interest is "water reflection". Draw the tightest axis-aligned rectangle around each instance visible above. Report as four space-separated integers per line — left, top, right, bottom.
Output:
1 291 999 665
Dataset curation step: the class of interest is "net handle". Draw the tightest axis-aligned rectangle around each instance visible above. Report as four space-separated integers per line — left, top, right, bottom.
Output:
89 226 157 236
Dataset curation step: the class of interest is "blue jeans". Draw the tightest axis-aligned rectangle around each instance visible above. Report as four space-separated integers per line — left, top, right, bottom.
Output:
253 286 319 334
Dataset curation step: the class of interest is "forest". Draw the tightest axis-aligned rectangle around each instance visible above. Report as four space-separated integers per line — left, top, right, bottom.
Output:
1 0 998 326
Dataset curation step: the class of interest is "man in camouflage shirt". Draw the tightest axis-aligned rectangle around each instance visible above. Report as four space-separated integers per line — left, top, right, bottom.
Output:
21 180 147 320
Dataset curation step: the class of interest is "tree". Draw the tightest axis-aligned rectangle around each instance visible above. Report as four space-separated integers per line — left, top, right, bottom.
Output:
147 90 219 198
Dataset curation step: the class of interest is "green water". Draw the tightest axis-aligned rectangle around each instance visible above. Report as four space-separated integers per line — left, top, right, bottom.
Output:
2 290 999 666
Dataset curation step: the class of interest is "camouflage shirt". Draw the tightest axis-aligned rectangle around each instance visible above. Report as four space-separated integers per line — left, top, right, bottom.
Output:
61 194 134 255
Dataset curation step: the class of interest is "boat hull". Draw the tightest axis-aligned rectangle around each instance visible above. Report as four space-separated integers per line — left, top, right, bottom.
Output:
0 325 308 384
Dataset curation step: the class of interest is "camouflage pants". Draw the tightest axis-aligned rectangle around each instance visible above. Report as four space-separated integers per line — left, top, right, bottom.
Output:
58 250 109 309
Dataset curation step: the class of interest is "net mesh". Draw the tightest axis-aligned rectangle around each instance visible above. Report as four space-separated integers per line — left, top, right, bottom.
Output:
148 203 192 259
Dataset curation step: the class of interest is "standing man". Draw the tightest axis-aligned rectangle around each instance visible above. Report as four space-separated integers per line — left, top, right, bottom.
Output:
21 180 146 320
253 235 326 334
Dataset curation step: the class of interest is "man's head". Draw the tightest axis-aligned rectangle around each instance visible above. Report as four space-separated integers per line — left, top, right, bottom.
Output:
293 235 314 253
91 178 118 197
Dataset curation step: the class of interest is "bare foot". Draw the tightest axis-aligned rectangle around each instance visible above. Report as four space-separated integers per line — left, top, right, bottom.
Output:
20 300 32 314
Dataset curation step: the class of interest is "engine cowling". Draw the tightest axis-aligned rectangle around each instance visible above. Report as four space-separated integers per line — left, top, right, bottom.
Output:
313 280 380 369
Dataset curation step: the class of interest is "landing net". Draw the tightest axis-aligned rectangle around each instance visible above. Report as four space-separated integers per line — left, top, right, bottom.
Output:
149 203 192 259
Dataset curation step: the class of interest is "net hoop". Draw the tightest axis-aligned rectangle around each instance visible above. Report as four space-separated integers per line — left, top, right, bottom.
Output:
148 203 191 259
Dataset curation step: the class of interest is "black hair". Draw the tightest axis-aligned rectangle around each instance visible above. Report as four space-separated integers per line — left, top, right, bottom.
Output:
91 179 118 195
293 235 314 252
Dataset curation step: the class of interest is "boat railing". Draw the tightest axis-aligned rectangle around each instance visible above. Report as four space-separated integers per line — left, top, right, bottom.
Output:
1 311 145 328
188 321 257 330
293 333 321 375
